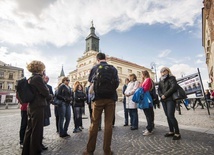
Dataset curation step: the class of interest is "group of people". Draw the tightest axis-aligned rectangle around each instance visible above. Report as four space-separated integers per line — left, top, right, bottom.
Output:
19 52 182 155
122 67 181 140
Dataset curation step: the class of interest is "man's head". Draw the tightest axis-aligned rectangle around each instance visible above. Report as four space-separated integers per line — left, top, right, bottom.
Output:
44 76 49 84
96 52 106 62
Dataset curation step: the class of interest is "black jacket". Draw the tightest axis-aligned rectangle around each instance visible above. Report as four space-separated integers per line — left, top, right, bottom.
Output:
29 74 51 108
74 90 87 107
57 84 73 104
158 75 177 101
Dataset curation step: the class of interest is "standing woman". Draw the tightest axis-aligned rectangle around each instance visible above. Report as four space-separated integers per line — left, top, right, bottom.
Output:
22 60 51 155
73 84 87 133
158 67 181 140
57 77 73 138
123 78 130 126
124 74 140 130
141 70 154 136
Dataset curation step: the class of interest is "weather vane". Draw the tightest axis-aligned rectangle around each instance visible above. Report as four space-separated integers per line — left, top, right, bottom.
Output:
91 20 94 27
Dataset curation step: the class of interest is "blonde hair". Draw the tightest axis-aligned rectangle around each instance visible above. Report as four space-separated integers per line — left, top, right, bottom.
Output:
160 67 173 76
27 60 45 73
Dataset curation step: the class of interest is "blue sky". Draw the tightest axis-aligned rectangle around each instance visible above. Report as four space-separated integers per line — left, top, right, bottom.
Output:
0 0 209 88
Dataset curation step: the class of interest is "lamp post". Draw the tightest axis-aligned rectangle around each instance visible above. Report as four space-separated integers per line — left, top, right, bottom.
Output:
150 62 158 82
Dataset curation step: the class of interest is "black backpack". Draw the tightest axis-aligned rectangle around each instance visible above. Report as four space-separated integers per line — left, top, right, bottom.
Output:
150 80 160 109
94 64 117 98
15 77 35 104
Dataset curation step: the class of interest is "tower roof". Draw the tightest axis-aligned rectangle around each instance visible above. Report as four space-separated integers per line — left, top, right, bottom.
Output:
59 66 65 77
86 21 99 40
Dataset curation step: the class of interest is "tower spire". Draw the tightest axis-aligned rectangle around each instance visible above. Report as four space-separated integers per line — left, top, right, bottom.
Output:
59 65 65 77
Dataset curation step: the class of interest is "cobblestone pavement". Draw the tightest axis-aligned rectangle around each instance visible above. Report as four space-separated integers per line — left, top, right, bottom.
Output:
0 103 214 155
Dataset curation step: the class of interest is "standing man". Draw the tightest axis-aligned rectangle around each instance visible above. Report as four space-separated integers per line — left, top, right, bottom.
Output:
83 53 119 155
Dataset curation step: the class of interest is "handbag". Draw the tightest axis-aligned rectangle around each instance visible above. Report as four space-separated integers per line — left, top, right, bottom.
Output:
172 84 187 101
52 97 63 106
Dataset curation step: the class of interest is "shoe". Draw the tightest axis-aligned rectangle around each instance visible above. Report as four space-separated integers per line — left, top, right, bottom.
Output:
123 124 128 126
164 132 174 137
60 134 70 137
80 126 84 129
130 127 138 130
41 144 48 150
73 128 81 133
78 127 82 131
173 134 181 140
143 130 152 136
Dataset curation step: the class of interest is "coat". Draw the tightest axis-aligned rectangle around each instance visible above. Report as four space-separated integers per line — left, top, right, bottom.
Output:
124 80 140 109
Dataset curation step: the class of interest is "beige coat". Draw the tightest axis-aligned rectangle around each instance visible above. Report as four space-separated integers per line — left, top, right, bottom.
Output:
124 81 140 109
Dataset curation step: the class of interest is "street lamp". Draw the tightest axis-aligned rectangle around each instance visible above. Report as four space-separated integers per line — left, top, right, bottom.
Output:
150 62 158 82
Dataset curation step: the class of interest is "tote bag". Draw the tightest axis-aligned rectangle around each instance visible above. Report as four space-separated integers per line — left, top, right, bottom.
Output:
172 84 187 101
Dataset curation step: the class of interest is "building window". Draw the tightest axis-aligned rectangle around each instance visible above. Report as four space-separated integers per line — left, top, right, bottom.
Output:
117 67 122 74
9 73 13 79
7 83 13 90
0 71 4 79
5 95 13 103
128 69 132 73
137 71 141 78
0 83 3 89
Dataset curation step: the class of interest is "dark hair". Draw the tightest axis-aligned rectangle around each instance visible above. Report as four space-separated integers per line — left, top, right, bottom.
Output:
62 77 69 83
129 73 137 81
96 52 106 60
142 70 150 82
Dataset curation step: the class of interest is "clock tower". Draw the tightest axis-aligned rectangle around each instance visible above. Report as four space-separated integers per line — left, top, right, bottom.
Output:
85 21 100 52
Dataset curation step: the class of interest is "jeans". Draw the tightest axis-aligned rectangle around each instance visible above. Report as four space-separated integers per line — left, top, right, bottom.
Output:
162 100 180 134
86 99 115 154
143 107 154 132
128 109 138 128
58 103 71 136
20 111 28 144
74 107 83 129
123 101 129 125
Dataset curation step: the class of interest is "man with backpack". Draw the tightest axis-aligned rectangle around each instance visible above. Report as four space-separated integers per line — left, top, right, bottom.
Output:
83 53 119 155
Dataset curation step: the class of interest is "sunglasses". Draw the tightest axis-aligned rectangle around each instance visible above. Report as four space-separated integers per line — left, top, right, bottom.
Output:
66 80 70 82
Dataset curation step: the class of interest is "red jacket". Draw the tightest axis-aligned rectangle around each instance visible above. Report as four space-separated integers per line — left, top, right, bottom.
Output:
141 78 152 92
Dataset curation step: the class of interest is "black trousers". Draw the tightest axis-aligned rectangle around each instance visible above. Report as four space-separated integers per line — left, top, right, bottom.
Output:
143 107 154 132
22 106 44 155
20 110 28 144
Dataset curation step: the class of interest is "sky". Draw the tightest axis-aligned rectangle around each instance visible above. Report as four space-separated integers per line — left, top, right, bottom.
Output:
0 0 209 89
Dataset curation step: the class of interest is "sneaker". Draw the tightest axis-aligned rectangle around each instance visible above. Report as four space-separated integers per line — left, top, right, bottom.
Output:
164 132 174 137
143 130 152 136
173 134 181 140
73 128 81 133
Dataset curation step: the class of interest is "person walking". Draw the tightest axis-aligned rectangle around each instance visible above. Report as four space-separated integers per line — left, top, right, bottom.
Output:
158 67 181 140
73 84 87 133
83 52 119 155
124 73 140 130
122 78 130 126
22 60 52 155
141 70 155 136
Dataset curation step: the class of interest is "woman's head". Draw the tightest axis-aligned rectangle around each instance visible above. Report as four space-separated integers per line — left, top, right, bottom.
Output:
160 67 173 76
74 84 83 92
129 73 137 81
142 70 150 81
27 60 45 74
62 77 70 85
125 78 130 84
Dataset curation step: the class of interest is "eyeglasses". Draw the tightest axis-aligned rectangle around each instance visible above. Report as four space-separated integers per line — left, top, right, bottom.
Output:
66 80 70 82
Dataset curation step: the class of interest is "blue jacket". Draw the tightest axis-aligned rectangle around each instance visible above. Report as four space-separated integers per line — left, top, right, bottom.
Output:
132 87 153 109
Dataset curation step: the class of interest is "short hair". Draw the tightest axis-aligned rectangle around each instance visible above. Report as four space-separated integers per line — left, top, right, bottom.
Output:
96 52 106 61
27 60 45 73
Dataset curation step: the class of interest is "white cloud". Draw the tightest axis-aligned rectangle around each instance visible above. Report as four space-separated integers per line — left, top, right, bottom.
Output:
196 54 204 57
158 49 171 58
0 0 203 47
196 59 204 64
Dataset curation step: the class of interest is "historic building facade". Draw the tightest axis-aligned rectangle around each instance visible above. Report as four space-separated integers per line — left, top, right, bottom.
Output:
61 23 154 100
202 0 214 88
0 61 23 104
